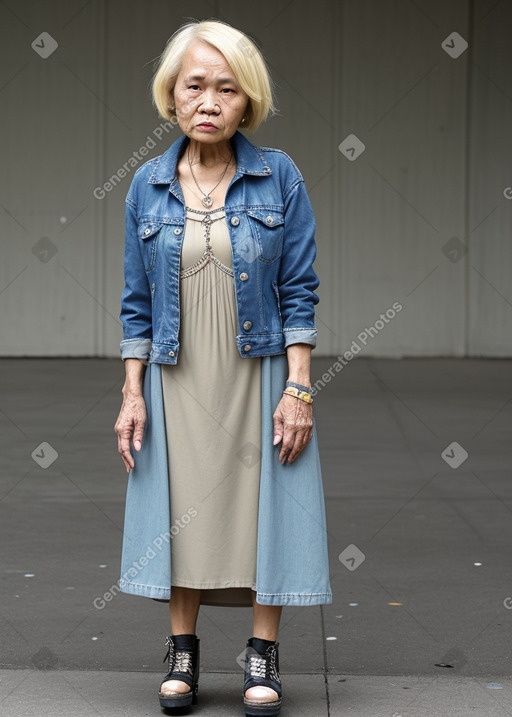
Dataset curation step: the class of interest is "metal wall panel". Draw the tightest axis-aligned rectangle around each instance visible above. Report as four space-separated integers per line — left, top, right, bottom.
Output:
467 0 512 355
0 0 106 355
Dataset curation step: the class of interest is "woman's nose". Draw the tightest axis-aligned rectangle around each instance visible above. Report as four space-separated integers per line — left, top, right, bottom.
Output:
199 89 219 113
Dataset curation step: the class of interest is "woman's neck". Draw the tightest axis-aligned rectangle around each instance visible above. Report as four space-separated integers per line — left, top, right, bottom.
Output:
186 138 233 168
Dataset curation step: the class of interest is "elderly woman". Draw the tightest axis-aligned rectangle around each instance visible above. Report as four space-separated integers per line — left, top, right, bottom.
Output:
114 18 331 716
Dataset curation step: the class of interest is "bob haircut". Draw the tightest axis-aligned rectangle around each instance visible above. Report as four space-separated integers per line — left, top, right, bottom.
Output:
152 19 276 132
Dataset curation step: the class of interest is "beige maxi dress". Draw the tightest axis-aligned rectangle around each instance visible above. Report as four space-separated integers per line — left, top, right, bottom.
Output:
160 205 262 607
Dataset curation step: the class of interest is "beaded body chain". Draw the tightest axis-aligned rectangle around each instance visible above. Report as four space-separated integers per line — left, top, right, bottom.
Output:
180 206 234 279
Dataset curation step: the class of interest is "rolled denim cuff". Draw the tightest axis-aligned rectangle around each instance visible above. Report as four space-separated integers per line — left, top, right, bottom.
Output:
283 327 317 348
120 338 152 363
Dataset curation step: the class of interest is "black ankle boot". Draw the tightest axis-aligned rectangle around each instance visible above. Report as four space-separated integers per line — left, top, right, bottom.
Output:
243 637 282 716
159 634 200 710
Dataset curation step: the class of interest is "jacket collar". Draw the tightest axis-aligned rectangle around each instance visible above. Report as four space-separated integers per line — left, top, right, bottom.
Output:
148 129 272 184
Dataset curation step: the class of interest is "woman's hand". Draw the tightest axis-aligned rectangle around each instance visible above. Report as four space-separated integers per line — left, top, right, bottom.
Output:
273 393 313 464
114 392 147 472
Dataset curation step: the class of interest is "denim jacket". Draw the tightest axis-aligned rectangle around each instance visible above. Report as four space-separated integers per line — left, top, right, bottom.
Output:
120 129 319 365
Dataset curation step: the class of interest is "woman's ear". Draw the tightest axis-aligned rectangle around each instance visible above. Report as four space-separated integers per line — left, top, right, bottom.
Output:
168 87 176 112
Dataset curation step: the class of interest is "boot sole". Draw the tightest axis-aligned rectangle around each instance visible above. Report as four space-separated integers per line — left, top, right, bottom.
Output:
159 688 198 710
244 698 282 716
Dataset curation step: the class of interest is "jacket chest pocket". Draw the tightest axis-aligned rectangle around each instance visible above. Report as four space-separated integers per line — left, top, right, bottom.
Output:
138 221 164 271
247 210 284 263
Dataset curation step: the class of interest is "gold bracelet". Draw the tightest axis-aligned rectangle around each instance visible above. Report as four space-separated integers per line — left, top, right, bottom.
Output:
282 387 314 404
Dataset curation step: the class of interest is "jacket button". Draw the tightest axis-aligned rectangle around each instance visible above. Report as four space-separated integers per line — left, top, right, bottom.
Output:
243 320 252 331
240 272 248 281
144 227 151 235
174 227 182 235
168 350 175 357
243 344 251 352
230 216 240 226
265 215 274 225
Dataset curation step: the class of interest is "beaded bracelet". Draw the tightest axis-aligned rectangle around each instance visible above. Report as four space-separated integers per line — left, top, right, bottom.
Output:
285 380 313 394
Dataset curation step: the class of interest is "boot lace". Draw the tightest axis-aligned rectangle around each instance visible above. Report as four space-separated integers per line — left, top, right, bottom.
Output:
247 646 280 683
163 636 194 678
248 654 267 678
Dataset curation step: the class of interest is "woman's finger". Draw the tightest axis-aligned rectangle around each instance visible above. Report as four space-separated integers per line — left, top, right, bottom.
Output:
132 417 146 451
279 419 298 463
283 409 313 463
273 407 284 446
121 451 134 473
287 426 312 463
285 426 305 463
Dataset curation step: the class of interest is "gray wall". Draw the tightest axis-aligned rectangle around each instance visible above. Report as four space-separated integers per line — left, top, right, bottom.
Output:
1 0 511 357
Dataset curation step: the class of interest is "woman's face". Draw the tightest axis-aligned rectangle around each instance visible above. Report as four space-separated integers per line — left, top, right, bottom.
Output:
173 40 249 145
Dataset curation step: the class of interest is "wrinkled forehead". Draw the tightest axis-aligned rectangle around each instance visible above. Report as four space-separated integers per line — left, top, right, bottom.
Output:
178 40 236 80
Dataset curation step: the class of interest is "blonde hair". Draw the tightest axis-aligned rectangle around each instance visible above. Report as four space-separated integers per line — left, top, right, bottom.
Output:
152 19 276 132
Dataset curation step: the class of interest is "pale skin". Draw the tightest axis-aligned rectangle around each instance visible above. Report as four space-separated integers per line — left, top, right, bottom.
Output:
114 39 314 702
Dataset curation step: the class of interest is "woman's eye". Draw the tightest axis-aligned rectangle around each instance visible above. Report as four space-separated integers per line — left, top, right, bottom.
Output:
188 85 200 90
221 88 234 93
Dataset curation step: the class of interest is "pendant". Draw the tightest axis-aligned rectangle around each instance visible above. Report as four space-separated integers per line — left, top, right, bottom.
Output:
202 195 213 208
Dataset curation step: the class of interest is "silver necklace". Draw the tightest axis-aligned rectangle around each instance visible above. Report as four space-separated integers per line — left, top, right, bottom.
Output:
187 146 233 208
179 176 211 206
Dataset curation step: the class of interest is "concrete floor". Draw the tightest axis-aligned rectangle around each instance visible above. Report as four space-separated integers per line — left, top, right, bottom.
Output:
1 357 511 716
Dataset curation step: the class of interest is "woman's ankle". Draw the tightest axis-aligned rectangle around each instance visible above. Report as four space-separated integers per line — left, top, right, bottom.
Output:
248 636 277 653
